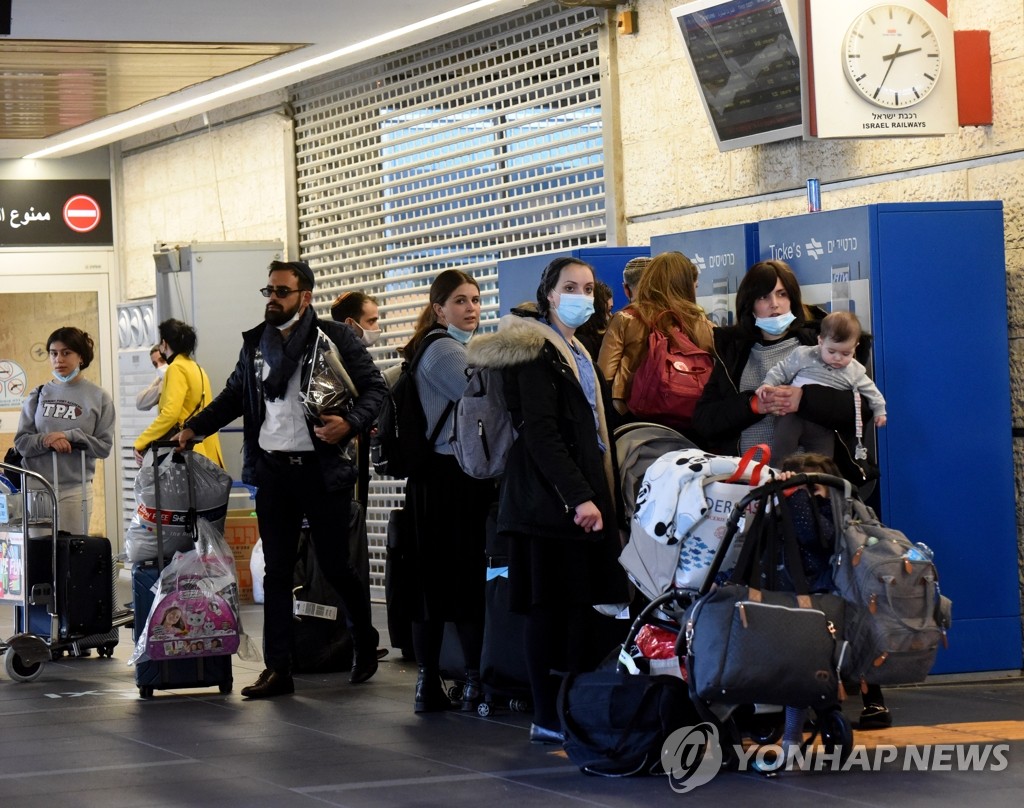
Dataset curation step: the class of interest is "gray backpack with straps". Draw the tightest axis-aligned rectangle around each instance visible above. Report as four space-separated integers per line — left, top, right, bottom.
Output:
832 498 952 687
450 366 518 480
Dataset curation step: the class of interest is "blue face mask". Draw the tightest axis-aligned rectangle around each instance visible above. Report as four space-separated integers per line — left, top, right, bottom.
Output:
447 323 474 344
754 311 796 336
553 293 595 329
52 366 81 383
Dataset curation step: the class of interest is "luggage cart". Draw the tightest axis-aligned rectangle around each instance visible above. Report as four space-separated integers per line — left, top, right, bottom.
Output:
1 453 133 682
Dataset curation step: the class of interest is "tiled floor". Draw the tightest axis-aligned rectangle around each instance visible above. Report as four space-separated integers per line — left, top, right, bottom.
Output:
2 593 1023 808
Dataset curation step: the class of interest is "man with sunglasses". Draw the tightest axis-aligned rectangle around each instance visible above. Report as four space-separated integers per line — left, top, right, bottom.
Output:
178 260 388 698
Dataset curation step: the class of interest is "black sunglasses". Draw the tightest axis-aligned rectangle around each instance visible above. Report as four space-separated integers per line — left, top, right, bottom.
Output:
259 286 303 299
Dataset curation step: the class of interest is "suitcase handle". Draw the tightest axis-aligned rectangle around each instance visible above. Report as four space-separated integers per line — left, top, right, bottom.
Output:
150 441 200 571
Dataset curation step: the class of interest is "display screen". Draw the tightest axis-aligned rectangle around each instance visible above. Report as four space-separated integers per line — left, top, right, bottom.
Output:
671 0 802 151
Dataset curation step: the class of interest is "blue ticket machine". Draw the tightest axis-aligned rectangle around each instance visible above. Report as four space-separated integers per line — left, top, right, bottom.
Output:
758 202 1018 674
650 222 759 327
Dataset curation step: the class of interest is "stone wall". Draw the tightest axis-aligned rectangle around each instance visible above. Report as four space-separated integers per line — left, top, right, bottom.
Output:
117 98 294 302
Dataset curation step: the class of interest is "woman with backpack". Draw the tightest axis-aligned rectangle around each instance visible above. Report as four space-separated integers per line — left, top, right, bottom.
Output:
467 256 629 745
401 269 496 714
597 251 713 429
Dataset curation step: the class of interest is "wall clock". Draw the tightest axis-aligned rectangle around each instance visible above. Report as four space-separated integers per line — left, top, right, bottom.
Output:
842 4 943 109
801 0 957 139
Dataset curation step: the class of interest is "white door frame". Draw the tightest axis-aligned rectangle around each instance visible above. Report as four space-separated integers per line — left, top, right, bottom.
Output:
0 248 120 548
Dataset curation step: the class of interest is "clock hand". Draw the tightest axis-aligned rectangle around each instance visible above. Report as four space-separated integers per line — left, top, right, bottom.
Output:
876 43 902 94
883 47 922 61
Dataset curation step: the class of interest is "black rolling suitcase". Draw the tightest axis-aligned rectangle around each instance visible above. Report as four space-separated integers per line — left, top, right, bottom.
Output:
438 505 531 715
476 506 530 716
17 450 121 657
385 506 416 659
132 444 232 698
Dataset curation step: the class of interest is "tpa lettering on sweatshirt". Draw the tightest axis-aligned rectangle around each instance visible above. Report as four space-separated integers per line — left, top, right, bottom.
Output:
42 400 84 420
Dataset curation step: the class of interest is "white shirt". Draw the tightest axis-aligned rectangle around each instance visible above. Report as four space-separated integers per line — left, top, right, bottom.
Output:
258 359 315 451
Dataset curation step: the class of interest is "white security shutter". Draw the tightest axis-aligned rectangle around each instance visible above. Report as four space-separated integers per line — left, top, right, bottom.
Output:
291 1 606 599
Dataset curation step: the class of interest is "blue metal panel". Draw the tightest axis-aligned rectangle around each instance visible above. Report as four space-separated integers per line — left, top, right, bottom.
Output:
760 202 1019 673
497 247 649 316
651 223 758 326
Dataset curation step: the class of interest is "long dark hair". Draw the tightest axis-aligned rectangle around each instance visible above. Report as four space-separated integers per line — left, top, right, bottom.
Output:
47 327 95 369
734 260 804 337
158 318 198 358
402 269 479 359
535 256 596 318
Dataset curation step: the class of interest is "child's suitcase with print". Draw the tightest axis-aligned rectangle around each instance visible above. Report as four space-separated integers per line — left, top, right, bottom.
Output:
132 443 233 697
133 560 233 696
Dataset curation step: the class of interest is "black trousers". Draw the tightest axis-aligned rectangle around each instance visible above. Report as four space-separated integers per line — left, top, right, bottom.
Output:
254 450 375 673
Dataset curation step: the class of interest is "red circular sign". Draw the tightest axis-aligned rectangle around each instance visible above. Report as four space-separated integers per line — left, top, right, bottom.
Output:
62 194 102 233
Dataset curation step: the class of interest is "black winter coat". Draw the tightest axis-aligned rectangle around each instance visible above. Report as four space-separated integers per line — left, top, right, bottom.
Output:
692 324 873 460
187 310 387 492
466 313 628 609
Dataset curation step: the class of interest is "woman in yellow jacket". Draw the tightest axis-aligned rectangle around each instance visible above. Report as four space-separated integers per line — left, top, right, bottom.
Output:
134 319 224 467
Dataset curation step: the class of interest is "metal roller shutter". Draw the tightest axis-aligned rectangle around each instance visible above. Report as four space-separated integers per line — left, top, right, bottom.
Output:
291 1 606 599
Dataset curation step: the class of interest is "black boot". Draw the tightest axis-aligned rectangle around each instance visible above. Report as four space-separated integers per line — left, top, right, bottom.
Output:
461 669 482 712
414 667 452 713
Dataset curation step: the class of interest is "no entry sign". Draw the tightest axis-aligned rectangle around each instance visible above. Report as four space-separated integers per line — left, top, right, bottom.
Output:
0 179 113 245
63 194 102 233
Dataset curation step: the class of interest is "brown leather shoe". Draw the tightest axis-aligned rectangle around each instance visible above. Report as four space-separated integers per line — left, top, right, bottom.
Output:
241 669 294 699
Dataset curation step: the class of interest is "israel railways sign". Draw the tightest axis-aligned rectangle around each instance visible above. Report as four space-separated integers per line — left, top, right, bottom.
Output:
0 179 113 246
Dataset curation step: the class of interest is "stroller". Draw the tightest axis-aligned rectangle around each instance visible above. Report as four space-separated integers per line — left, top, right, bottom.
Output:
613 428 854 771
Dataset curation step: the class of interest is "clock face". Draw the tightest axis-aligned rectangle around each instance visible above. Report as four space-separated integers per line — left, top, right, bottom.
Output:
842 4 942 109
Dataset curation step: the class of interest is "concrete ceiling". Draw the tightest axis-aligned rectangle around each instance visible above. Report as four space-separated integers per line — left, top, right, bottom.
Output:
0 0 529 160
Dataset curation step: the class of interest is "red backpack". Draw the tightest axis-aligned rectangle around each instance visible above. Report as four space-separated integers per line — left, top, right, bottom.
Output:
626 313 712 429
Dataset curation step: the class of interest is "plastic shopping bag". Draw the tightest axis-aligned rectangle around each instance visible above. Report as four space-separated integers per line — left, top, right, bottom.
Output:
124 449 232 562
129 518 259 665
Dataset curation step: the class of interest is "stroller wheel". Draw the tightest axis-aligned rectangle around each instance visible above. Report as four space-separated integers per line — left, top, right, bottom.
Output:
476 702 492 717
747 715 784 746
818 708 854 765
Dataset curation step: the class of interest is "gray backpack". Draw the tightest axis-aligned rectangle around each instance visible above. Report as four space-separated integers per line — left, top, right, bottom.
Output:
832 498 952 687
450 366 518 479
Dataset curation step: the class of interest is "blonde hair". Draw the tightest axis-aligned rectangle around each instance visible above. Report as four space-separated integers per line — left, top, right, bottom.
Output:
630 252 712 350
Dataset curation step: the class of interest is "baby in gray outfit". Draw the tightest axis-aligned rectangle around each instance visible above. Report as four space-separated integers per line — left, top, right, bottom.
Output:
757 311 886 461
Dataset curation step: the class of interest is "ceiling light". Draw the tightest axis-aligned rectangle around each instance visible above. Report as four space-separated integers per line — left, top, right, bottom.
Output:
24 0 504 159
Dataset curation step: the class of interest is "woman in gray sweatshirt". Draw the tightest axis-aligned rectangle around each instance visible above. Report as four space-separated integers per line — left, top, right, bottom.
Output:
15 326 115 533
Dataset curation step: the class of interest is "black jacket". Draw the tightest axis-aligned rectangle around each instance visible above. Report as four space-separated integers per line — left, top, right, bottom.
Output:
693 323 872 458
187 312 387 492
466 312 620 540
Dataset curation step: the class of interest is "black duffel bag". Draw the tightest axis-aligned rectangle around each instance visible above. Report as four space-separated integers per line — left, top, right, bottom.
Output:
558 670 697 777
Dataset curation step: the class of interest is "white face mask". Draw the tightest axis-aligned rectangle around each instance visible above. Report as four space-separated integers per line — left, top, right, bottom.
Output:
156 363 169 376
275 308 303 331
359 327 382 347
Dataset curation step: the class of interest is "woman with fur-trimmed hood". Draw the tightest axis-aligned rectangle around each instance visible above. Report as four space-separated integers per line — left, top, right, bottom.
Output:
466 257 629 745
